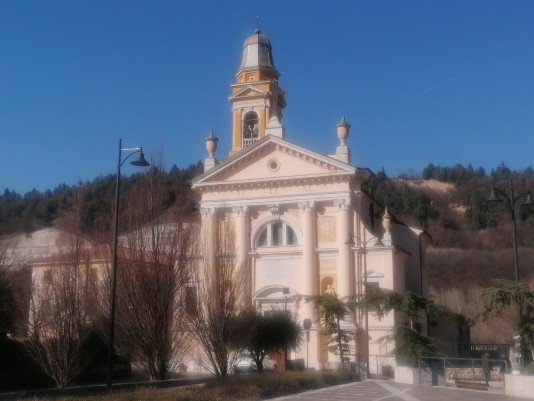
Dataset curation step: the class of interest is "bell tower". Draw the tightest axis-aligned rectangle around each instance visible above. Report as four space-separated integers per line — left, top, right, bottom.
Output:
229 29 286 156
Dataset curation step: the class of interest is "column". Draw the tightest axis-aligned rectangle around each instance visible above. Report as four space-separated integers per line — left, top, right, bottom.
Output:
334 198 352 298
233 205 250 305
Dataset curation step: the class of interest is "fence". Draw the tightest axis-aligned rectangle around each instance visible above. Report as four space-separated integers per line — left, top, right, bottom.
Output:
318 355 396 378
319 354 510 392
348 355 397 378
352 354 509 391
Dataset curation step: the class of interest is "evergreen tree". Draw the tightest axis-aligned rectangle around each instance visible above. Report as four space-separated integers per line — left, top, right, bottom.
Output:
232 310 301 372
306 293 356 364
360 287 450 366
479 280 534 366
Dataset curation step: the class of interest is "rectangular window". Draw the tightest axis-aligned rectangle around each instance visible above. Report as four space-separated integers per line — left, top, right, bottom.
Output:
43 269 53 284
185 285 198 316
366 281 380 289
88 268 97 283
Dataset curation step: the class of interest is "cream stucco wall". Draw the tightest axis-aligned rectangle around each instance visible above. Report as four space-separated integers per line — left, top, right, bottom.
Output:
192 134 426 370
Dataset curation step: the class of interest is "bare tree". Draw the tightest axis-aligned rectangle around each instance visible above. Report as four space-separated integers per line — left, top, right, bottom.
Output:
429 284 516 343
0 239 27 338
478 279 534 366
187 221 244 378
109 166 195 381
26 231 96 387
428 284 482 323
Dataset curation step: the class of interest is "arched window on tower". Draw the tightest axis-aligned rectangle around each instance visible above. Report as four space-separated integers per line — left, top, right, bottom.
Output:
257 221 298 247
243 111 259 147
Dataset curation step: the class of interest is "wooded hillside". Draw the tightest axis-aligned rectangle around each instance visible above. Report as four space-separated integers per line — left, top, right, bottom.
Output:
1 161 533 291
0 162 203 240
367 163 534 288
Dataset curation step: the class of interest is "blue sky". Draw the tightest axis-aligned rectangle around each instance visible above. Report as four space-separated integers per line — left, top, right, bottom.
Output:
1 0 533 194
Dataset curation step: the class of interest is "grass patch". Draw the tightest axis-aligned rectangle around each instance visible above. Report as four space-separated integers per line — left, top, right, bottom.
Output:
22 370 359 401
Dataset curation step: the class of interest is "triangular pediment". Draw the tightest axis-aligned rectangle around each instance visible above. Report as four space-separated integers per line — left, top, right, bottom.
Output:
193 136 359 188
229 85 268 100
366 269 384 279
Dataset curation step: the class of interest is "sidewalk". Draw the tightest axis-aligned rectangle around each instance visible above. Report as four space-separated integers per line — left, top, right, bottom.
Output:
267 379 525 401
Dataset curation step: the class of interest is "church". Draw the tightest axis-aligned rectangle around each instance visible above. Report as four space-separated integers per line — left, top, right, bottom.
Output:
192 29 429 371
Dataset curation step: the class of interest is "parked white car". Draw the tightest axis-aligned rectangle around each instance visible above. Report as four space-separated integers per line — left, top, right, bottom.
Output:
233 354 278 373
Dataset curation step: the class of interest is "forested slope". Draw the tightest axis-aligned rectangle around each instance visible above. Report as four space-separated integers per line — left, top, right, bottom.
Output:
2 161 533 289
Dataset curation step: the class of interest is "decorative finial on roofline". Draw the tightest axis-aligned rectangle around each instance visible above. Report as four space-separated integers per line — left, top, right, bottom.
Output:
336 116 351 144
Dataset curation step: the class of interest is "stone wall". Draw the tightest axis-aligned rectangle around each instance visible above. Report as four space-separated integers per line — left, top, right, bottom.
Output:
446 367 502 382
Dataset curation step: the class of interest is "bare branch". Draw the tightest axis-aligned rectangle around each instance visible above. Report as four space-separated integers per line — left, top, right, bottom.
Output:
187 222 245 377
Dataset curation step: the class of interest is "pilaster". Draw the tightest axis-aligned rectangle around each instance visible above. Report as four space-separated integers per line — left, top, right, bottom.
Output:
298 201 316 322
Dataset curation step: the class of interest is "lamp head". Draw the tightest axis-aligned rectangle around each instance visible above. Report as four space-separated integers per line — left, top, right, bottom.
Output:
344 235 355 246
374 237 384 246
487 188 502 203
130 151 150 167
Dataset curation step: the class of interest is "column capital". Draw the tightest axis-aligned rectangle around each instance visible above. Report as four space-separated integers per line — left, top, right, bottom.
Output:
334 198 351 211
232 205 249 217
200 206 216 218
298 201 315 213
268 204 281 220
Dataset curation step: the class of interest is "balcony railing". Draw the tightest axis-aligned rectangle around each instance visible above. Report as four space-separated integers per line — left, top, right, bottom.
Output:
243 138 259 147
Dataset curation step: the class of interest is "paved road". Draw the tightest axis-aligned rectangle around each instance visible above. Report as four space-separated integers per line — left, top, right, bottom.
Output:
268 380 524 401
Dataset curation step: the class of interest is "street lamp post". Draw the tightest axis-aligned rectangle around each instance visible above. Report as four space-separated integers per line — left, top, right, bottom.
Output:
303 318 312 370
487 178 534 372
487 178 534 282
345 234 383 375
282 287 291 368
107 138 150 389
283 287 290 311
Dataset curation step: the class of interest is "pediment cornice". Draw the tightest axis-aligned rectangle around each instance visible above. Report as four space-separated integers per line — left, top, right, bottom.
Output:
194 136 358 183
193 171 354 193
229 85 269 100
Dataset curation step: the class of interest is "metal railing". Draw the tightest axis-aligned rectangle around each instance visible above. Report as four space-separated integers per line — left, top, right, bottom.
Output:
243 138 259 147
345 354 509 391
417 356 508 390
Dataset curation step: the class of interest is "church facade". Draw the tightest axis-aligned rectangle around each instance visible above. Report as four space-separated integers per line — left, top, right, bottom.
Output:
192 29 429 371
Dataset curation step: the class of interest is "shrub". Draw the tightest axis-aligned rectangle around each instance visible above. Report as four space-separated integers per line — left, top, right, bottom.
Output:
23 370 358 401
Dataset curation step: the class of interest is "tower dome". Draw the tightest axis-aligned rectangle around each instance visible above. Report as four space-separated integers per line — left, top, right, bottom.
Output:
239 29 278 76
229 29 286 155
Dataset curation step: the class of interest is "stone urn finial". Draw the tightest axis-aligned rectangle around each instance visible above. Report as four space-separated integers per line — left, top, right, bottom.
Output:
381 208 393 246
382 207 392 232
336 116 351 145
205 131 219 158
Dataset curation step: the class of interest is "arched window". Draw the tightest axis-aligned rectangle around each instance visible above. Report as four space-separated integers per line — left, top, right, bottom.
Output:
243 111 259 146
257 221 298 247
